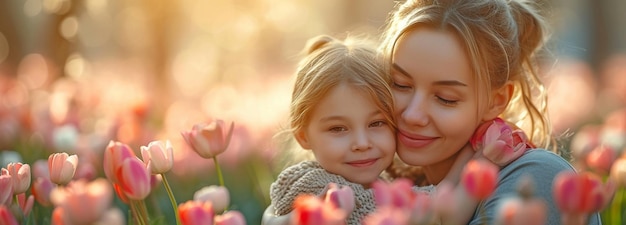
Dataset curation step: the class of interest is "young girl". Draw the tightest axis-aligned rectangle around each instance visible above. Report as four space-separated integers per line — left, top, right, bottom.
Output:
268 34 397 225
267 34 484 225
379 0 602 224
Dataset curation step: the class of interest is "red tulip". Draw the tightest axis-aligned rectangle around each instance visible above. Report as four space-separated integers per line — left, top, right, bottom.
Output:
181 120 234 158
48 152 78 185
103 141 136 183
461 159 498 200
585 145 617 175
179 200 215 225
470 118 532 166
0 205 18 225
553 171 615 214
291 194 346 225
116 157 151 200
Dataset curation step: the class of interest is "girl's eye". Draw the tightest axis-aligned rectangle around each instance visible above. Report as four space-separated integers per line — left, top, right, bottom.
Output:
437 96 458 106
329 127 347 133
369 121 387 128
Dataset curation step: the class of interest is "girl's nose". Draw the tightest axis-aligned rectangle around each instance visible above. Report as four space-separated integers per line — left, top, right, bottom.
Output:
351 130 372 151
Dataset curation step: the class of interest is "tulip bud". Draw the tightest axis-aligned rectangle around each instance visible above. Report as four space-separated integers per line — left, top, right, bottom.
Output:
0 206 19 225
181 120 234 159
292 194 346 225
194 185 230 213
103 141 136 183
0 174 13 205
116 157 151 200
48 153 78 185
3 163 31 194
215 210 246 225
140 140 174 174
324 183 355 214
461 160 498 200
610 157 626 188
31 177 56 206
585 145 617 175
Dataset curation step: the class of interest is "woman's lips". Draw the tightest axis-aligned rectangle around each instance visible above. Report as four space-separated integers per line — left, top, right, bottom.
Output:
397 130 437 148
346 158 378 167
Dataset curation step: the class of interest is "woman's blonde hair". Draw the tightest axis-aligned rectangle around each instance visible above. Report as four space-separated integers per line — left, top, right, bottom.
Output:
381 0 554 151
289 34 396 144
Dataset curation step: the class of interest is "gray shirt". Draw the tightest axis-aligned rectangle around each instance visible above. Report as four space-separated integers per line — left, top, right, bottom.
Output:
468 149 602 225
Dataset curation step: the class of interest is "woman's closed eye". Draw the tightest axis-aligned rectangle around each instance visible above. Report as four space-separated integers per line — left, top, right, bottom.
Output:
392 82 412 91
436 96 459 106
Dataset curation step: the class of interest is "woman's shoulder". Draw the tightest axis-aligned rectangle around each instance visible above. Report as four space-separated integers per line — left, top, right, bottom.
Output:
500 148 575 175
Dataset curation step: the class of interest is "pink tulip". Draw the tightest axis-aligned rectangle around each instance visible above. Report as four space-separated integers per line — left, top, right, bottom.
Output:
407 191 435 224
103 141 136 183
116 157 151 200
32 159 50 179
48 152 78 185
362 206 409 225
52 207 65 225
140 140 174 174
31 177 56 206
0 174 13 205
553 171 615 214
610 157 626 188
16 193 34 216
291 194 346 225
50 179 113 224
461 159 498 200
585 145 617 175
470 118 533 166
193 185 230 213
215 210 247 225
324 183 355 214
181 120 234 158
3 162 31 194
495 196 547 225
179 200 215 225
0 205 18 225
372 178 415 208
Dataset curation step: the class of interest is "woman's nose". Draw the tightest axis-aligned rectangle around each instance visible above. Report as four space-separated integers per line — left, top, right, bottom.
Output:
351 130 372 151
401 94 429 127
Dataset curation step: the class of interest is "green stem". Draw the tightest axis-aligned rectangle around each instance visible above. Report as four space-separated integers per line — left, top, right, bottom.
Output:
212 156 228 211
612 189 623 225
162 175 182 225
139 200 150 224
130 200 146 225
213 156 225 187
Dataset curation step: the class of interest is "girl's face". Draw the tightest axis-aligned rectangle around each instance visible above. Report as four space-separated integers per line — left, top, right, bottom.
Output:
391 27 488 171
295 83 396 187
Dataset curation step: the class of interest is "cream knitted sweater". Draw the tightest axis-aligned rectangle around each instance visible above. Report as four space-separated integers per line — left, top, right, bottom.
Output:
269 161 376 225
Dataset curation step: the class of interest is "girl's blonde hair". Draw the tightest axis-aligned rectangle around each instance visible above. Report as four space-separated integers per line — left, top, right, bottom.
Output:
289 35 396 136
381 0 554 151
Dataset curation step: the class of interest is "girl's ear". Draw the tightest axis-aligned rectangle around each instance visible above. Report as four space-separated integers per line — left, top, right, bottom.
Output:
294 130 311 149
482 82 513 121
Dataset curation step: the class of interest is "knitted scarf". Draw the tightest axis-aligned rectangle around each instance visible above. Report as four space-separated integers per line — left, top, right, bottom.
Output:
269 161 376 225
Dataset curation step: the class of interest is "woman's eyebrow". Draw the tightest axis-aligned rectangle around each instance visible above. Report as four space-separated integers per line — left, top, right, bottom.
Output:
393 63 467 87
392 63 412 78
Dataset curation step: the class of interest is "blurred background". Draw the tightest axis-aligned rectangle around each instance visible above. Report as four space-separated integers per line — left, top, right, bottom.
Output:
1 0 625 224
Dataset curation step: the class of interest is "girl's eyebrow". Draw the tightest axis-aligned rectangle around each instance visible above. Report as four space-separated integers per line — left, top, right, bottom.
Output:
392 63 468 87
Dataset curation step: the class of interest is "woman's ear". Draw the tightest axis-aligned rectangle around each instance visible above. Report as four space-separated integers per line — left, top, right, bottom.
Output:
294 130 311 149
482 82 513 120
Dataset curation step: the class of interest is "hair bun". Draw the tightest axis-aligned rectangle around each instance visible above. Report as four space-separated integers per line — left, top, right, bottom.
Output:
304 35 336 54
